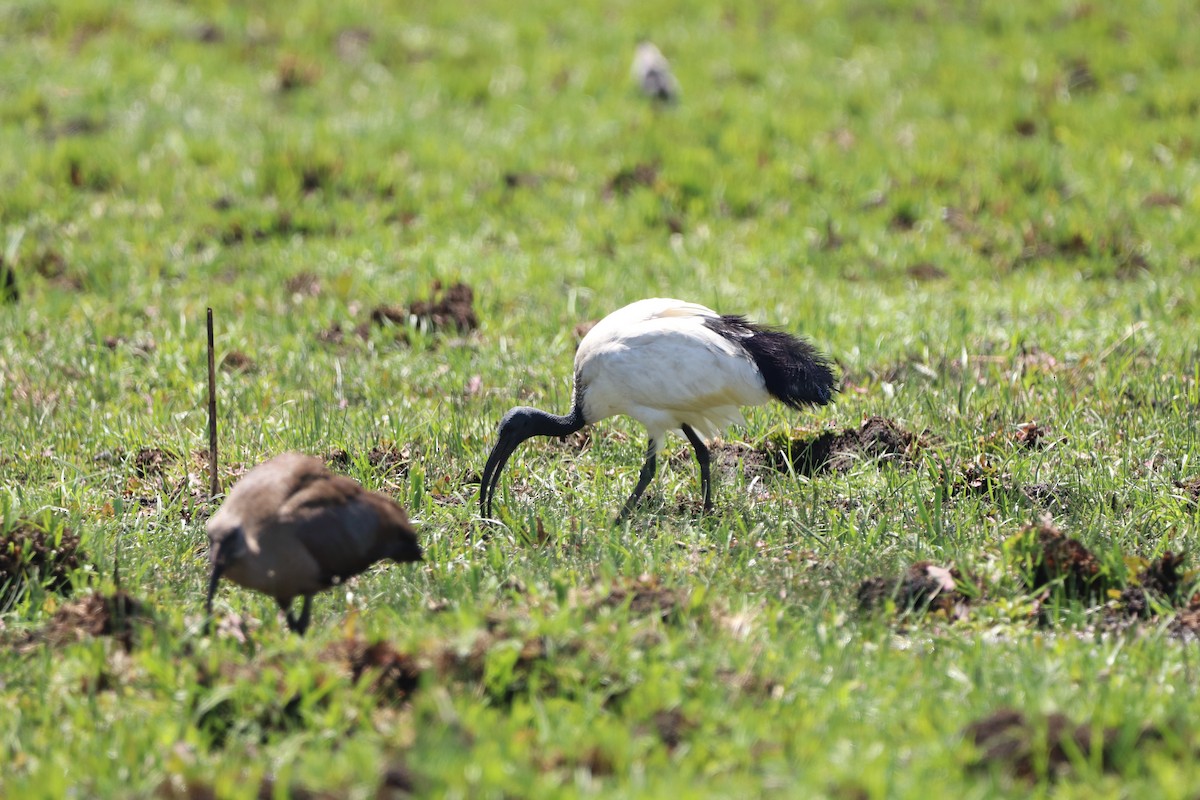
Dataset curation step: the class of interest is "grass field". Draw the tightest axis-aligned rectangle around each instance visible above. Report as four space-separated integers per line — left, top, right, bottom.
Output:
3 0 1200 796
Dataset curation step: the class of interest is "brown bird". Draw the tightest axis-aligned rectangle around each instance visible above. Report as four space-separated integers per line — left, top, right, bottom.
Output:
205 452 422 635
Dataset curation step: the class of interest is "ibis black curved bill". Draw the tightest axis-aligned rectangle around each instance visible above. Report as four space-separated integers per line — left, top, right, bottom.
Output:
204 561 224 632
479 434 521 518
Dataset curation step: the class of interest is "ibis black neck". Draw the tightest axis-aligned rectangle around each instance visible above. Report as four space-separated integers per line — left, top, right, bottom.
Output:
479 401 587 518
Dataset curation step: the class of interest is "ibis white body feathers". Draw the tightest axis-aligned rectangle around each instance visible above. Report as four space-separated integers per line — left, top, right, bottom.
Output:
480 298 836 519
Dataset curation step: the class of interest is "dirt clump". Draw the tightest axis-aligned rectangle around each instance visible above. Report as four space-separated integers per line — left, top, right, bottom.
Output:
651 708 696 751
964 708 1163 780
1175 476 1200 506
220 350 255 372
371 281 478 337
323 442 414 477
1007 516 1109 601
942 457 1006 499
1168 597 1200 640
591 574 689 622
857 561 969 619
764 416 924 475
434 631 553 705
36 591 151 652
285 272 322 298
1020 482 1071 511
1114 551 1191 620
906 262 946 281
323 638 423 701
604 162 658 197
134 446 176 477
1 521 84 604
158 762 417 800
1013 421 1052 449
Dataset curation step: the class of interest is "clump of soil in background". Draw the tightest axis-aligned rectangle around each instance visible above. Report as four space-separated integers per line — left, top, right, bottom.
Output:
323 638 423 702
588 574 689 622
964 708 1164 780
604 161 658 197
1175 476 1200 506
220 350 255 372
1118 552 1187 618
1012 421 1052 449
370 281 478 336
323 442 415 478
27 591 152 653
905 262 947 281
941 456 1006 498
134 446 176 477
763 416 924 475
857 561 969 619
0 521 84 604
157 763 417 800
285 271 322 298
650 708 697 752
1006 516 1110 601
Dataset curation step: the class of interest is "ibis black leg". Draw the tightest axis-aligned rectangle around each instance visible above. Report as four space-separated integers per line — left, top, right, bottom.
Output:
681 424 713 511
618 438 658 521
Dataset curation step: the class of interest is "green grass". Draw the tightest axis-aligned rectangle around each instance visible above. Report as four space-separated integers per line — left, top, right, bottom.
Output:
2 0 1200 796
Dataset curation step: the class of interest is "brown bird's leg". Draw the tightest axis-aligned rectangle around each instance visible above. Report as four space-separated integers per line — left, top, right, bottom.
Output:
279 596 312 636
295 595 313 636
681 424 713 512
617 438 657 522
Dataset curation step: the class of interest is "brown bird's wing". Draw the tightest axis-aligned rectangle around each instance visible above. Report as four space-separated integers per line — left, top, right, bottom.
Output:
277 472 413 586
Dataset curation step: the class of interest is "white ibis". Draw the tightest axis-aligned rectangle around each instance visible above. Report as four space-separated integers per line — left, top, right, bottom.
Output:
205 452 422 635
631 42 680 103
480 298 837 519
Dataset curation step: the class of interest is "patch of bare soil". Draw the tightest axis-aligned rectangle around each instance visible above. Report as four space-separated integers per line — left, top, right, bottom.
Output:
1175 476 1200 507
763 416 925 475
134 446 176 477
324 442 415 478
334 27 372 64
650 708 697 752
220 350 255 373
156 760 415 799
1117 552 1187 618
536 746 616 778
502 171 541 190
965 708 1164 780
1142 192 1181 208
285 271 322 298
22 591 152 653
857 561 969 620
370 281 478 337
1008 516 1109 601
276 54 321 92
906 262 946 281
101 333 157 357
434 631 554 705
604 161 658 197
1 521 84 605
586 574 689 622
1019 482 1072 511
323 638 422 702
1168 597 1200 640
